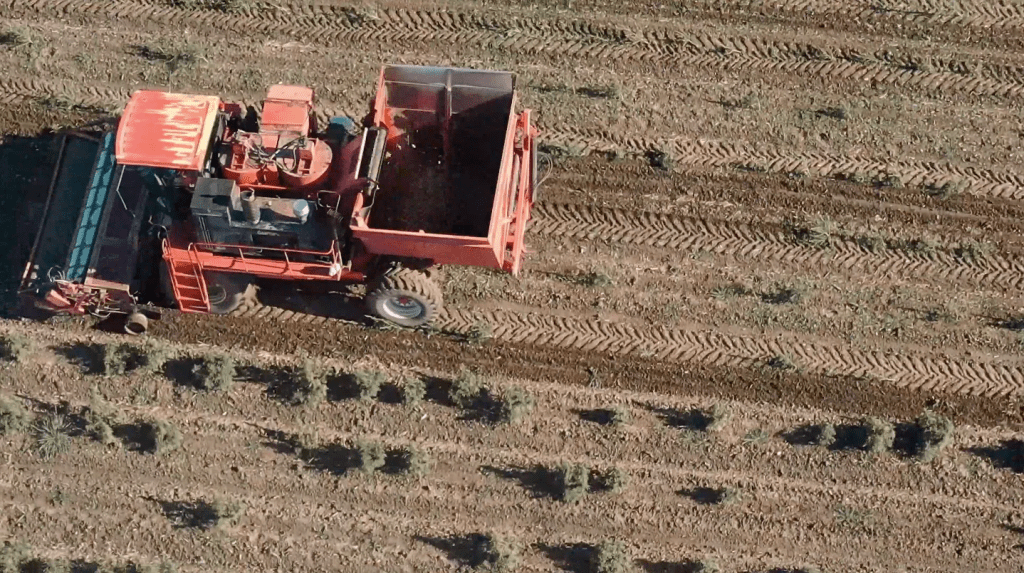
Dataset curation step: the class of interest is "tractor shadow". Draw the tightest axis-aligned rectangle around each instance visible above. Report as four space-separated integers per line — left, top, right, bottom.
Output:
255 280 369 322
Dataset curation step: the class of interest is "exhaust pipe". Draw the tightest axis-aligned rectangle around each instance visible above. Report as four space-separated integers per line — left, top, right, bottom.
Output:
241 189 260 223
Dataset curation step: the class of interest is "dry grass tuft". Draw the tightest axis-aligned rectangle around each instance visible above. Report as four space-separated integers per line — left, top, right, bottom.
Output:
33 413 72 459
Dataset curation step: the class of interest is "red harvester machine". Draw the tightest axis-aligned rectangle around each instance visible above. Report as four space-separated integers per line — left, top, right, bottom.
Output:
19 65 539 333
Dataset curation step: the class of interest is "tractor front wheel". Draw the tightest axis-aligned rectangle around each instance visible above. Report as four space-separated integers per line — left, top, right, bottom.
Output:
204 272 256 315
366 268 442 328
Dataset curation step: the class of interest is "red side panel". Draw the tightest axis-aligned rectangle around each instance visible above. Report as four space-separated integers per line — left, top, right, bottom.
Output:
115 91 220 171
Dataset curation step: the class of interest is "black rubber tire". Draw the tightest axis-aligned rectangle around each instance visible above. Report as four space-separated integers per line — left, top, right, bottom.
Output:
203 272 257 315
124 312 148 335
365 268 442 328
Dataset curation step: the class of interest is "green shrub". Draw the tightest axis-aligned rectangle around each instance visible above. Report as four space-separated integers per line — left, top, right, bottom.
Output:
36 559 72 573
915 411 954 462
693 559 720 573
0 541 29 573
742 429 770 445
714 486 741 506
609 406 630 426
497 386 534 424
85 386 118 445
292 360 327 406
396 445 432 476
702 404 732 432
862 417 894 453
450 370 484 408
354 370 385 401
0 334 32 362
144 419 182 455
555 463 589 503
356 440 386 474
400 376 426 406
100 343 134 376
595 467 628 493
589 541 630 573
472 532 519 572
817 423 837 447
34 413 72 459
140 340 174 373
209 498 244 529
0 394 31 435
195 354 234 391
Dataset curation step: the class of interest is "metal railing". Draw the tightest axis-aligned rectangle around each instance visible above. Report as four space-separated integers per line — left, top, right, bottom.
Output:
188 240 341 276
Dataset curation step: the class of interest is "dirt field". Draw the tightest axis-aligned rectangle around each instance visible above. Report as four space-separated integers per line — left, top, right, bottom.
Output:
2 0 1024 571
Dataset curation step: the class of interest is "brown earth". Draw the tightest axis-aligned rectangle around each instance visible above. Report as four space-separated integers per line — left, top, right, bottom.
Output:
2 0 1024 571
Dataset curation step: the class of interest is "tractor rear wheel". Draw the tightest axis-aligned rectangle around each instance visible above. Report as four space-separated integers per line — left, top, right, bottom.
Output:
366 268 442 328
203 272 257 315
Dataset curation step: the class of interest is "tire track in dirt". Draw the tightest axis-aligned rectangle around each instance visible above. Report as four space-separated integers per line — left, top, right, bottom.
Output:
540 127 1024 201
13 0 1024 100
5 76 1022 204
531 202 1024 289
679 0 1024 32
439 307 1024 399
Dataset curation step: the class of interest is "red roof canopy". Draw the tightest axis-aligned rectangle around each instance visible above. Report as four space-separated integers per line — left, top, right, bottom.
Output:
115 90 221 171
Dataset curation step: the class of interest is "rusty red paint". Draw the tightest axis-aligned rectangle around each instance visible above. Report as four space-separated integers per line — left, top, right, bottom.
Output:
115 90 220 170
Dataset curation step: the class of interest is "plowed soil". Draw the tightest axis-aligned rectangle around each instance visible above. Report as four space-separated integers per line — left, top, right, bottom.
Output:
2 0 1024 572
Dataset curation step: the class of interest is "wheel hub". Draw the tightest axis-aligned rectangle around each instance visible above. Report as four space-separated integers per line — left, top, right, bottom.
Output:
207 284 228 305
381 295 426 321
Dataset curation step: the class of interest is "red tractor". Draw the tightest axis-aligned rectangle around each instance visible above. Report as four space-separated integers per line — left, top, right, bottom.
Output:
19 65 539 333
